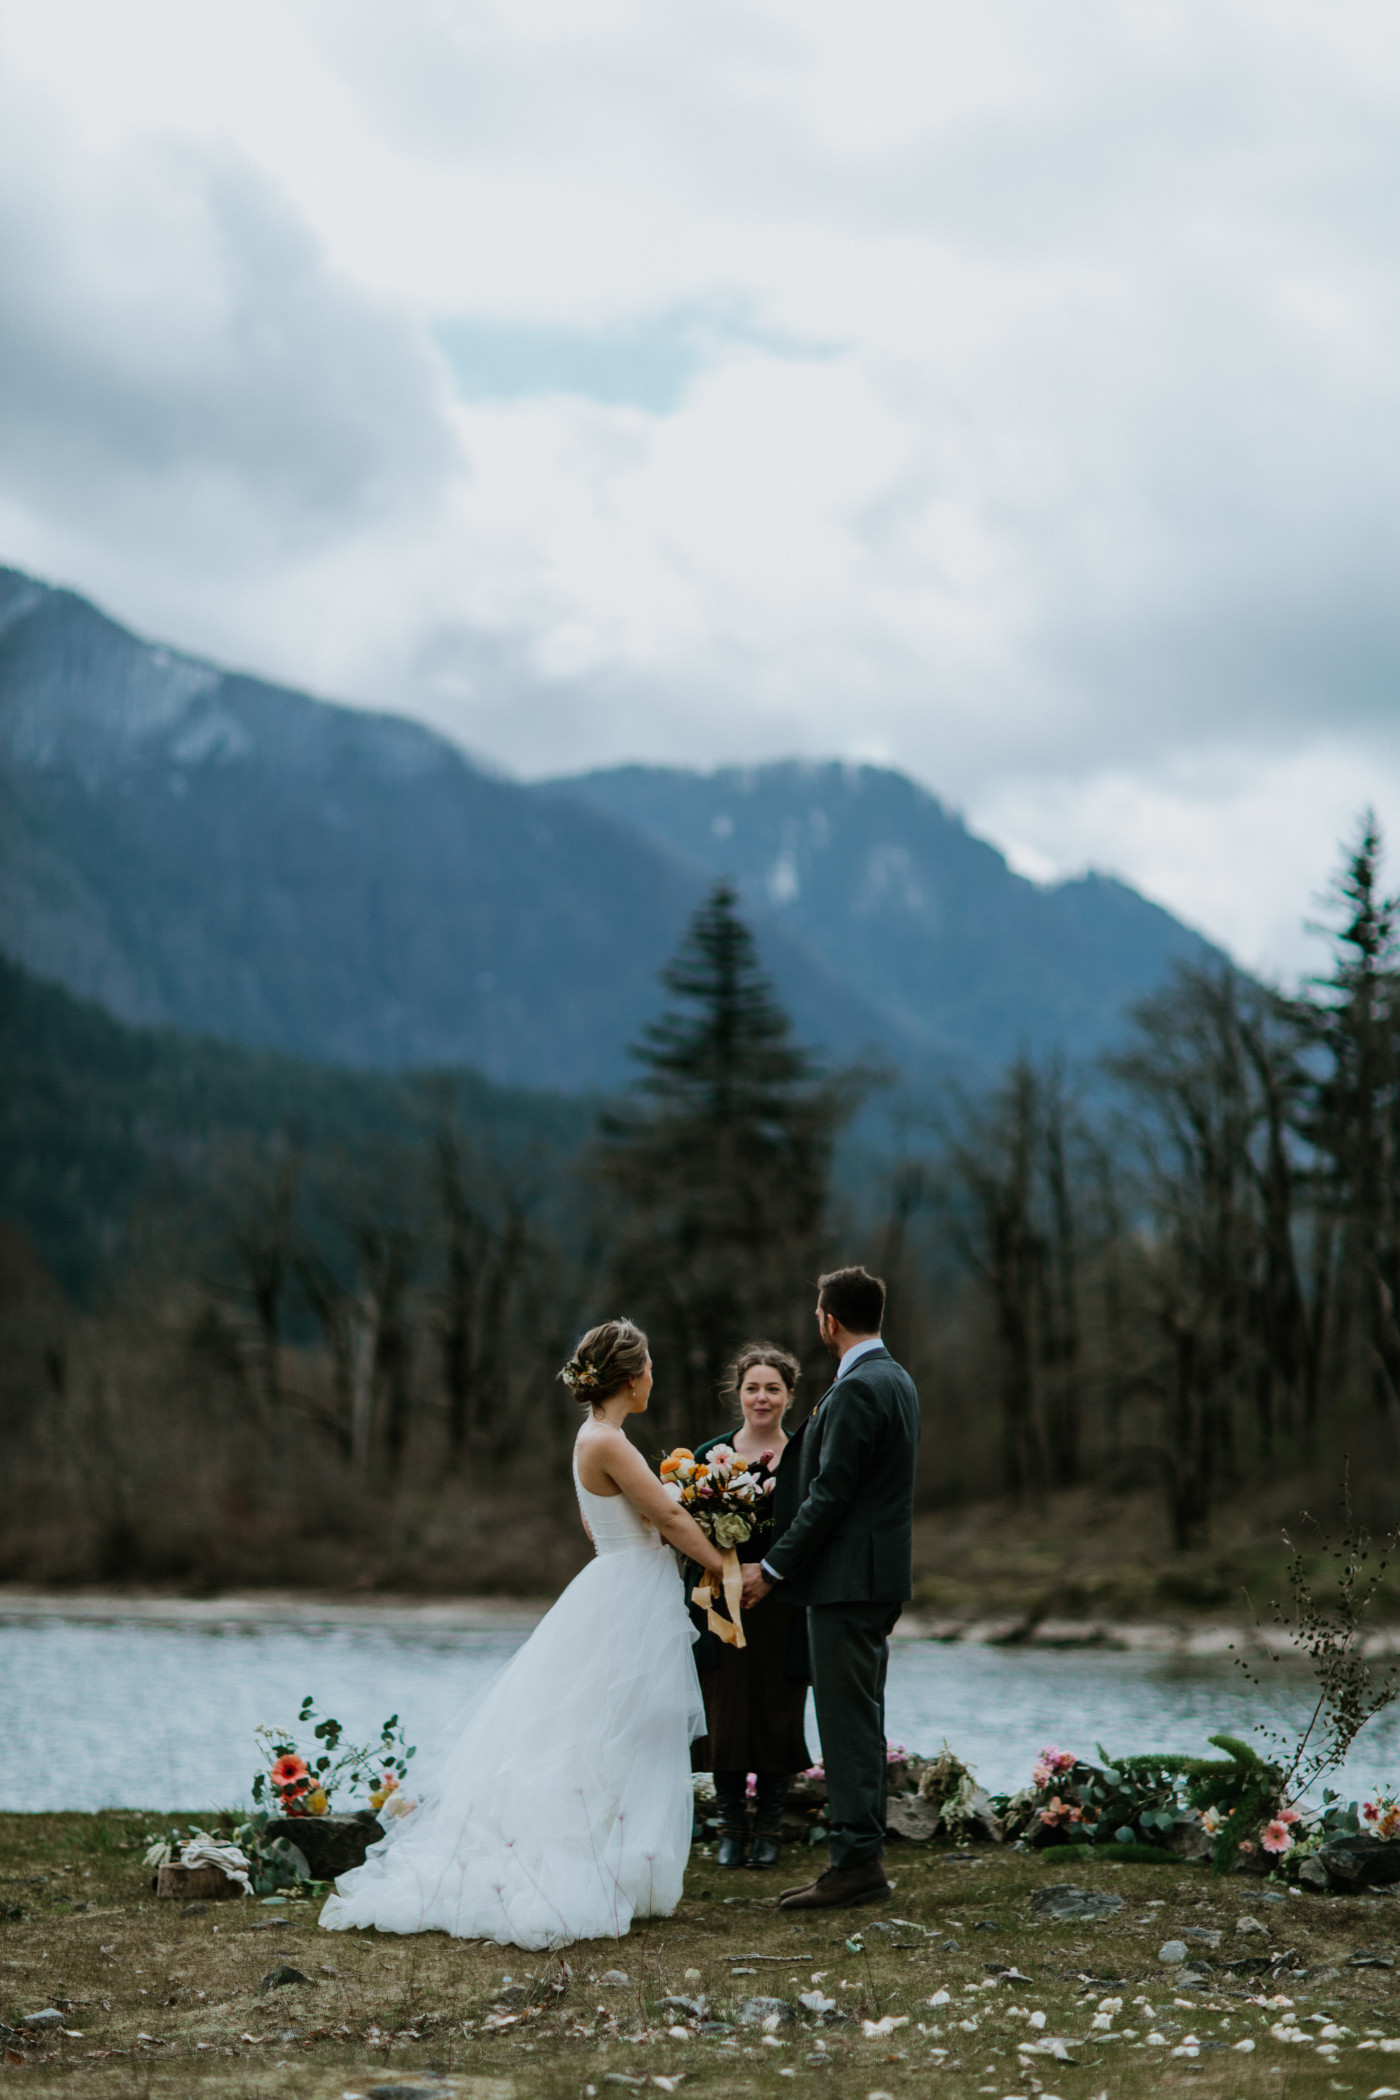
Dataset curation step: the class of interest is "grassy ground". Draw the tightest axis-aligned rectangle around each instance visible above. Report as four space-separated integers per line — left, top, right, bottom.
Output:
5 1813 1400 2099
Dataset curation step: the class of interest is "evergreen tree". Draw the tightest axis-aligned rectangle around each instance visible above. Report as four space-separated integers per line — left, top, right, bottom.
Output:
1308 815 1400 1422
596 884 852 1434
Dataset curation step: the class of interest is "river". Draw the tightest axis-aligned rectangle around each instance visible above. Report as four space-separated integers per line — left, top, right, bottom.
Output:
4 1597 1398 1813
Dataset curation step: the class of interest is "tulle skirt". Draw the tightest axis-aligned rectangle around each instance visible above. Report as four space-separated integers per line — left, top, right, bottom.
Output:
319 1545 705 1949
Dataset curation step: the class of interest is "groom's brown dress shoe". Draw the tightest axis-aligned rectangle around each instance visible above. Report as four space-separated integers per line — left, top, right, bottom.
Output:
778 1860 891 1910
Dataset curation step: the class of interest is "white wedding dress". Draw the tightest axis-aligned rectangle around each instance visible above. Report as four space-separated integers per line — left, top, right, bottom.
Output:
319 1455 705 1950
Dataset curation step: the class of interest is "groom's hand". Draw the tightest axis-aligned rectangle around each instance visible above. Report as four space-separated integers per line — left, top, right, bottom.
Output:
741 1563 772 1608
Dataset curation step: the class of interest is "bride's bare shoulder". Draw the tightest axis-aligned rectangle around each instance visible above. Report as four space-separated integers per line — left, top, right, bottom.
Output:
574 1419 631 1493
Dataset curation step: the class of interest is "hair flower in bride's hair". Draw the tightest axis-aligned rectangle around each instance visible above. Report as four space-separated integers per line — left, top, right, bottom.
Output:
560 1356 599 1391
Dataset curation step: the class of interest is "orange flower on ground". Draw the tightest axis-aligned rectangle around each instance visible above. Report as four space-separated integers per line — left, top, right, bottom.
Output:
270 1754 309 1788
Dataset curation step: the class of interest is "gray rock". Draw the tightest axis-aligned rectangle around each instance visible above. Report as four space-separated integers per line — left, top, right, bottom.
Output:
885 1795 943 1843
1314 1835 1400 1891
1182 1927 1222 1948
1349 1950 1395 1969
736 1996 796 2026
259 1963 313 1992
366 2086 457 2100
659 1995 706 2019
262 1813 383 1881
1164 1816 1216 1863
20 2010 63 2031
1235 1916 1268 1937
599 1970 630 1986
699 2022 735 2038
1158 1940 1189 1965
1030 1884 1124 1922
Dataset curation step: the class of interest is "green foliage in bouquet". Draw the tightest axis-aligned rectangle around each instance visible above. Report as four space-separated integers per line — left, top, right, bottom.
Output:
1178 1734 1285 1873
252 1693 415 1815
1003 1745 1200 1856
1089 1750 1202 1852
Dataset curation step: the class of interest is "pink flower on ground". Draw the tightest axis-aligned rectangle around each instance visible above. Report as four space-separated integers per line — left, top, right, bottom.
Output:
1032 1745 1077 1789
1238 1839 1256 1854
1261 1820 1293 1855
1278 1807 1300 1826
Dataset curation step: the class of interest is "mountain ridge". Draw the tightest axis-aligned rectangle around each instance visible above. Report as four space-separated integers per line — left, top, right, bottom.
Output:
0 565 892 1086
555 760 1219 1072
0 563 1220 1088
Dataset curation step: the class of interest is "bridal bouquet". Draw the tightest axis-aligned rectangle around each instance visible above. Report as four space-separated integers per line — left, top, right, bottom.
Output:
659 1444 776 1548
661 1445 777 1650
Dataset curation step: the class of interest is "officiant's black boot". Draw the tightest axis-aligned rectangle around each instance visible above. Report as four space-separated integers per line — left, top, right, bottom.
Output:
747 1774 786 1869
714 1771 748 1868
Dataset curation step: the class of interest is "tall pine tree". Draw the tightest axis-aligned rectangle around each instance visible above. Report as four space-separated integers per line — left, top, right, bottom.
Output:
1309 815 1400 1423
596 884 852 1435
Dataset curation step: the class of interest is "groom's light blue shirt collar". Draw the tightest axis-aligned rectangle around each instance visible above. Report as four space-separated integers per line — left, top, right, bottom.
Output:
835 1335 885 1381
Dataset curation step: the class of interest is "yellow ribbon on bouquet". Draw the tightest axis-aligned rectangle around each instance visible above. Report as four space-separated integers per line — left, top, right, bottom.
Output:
692 1546 746 1649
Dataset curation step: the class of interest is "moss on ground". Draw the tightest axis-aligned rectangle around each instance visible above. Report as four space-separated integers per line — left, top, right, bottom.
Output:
4 1811 1400 2097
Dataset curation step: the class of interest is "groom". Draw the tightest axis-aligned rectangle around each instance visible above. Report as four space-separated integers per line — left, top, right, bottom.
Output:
740 1265 919 1909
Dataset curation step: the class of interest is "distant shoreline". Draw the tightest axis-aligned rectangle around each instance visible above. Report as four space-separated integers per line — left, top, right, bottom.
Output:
1 1585 1392 1655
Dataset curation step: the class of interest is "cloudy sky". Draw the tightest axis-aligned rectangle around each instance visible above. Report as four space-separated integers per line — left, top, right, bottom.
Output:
2 0 1398 979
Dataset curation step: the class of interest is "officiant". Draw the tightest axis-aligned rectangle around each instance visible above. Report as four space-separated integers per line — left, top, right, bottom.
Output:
687 1343 810 1869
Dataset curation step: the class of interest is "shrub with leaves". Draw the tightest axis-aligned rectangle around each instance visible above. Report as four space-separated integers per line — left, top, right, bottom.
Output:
1238 1483 1400 1808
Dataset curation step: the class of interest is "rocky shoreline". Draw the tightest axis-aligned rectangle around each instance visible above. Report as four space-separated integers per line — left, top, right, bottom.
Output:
4 1587 1400 1654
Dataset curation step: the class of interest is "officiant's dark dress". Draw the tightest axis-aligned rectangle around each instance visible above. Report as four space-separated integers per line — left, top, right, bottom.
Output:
687 1431 810 1789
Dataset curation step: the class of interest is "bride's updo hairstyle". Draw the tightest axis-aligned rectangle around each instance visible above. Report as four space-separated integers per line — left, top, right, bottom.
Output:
720 1341 800 1416
559 1318 649 1407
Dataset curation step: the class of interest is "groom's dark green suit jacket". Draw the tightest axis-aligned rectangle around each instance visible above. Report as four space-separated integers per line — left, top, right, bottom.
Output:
763 1345 920 1606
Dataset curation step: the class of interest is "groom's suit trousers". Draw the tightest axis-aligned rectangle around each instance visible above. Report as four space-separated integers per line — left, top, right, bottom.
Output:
808 1600 902 1870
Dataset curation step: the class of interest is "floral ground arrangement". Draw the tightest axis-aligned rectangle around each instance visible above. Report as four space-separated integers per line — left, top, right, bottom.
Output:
6 1808 1400 2100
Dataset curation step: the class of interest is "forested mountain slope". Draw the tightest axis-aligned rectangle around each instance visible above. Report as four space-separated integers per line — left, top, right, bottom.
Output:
557 762 1221 1071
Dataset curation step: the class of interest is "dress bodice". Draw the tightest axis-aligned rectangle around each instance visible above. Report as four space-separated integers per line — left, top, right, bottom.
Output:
573 1452 663 1555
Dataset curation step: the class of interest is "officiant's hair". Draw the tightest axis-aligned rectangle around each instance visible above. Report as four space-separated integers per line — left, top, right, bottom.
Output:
721 1343 800 1416
559 1317 650 1405
817 1264 886 1334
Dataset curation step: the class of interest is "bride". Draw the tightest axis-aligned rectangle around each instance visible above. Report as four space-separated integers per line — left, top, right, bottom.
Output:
319 1318 727 1950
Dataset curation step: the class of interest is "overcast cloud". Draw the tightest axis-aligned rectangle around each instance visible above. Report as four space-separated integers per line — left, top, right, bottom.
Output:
1 0 1398 977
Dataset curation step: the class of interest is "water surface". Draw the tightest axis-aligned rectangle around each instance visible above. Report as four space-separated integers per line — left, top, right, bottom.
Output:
4 1607 1396 1813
